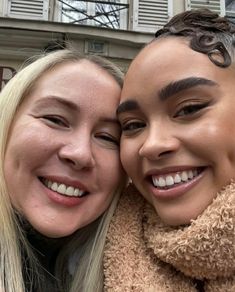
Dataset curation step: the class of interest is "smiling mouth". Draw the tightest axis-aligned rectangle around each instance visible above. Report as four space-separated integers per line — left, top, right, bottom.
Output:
150 167 205 190
39 177 89 198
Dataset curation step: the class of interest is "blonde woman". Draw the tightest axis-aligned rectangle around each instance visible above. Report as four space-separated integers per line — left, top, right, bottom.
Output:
104 9 235 291
0 49 126 291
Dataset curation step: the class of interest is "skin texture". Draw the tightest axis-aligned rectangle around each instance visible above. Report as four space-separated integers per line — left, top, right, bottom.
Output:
118 37 235 225
4 60 124 238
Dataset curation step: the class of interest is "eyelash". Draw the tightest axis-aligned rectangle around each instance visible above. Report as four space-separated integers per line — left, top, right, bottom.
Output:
174 102 210 118
96 133 120 146
42 115 69 128
121 121 145 133
121 102 209 133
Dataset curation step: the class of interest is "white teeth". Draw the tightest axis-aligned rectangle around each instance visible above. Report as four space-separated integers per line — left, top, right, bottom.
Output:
181 171 188 182
43 179 86 197
158 177 166 187
78 190 84 196
166 175 174 186
57 184 66 194
188 170 193 179
51 182 58 191
65 186 74 196
152 169 199 189
174 173 181 183
152 177 159 187
74 188 79 196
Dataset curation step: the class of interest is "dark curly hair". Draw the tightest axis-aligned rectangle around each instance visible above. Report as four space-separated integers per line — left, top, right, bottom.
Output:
154 9 235 68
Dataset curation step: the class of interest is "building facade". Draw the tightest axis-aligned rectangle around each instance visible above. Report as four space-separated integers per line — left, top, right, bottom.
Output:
0 0 234 90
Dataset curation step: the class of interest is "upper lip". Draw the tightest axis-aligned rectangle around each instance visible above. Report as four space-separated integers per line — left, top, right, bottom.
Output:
145 166 204 177
40 175 90 192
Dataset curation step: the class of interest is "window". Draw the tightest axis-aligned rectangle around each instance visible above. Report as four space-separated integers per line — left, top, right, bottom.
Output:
132 0 173 33
0 66 16 91
60 0 128 29
186 0 222 15
5 0 48 20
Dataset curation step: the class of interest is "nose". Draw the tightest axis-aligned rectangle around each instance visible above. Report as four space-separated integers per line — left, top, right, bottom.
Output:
139 123 180 160
58 136 95 170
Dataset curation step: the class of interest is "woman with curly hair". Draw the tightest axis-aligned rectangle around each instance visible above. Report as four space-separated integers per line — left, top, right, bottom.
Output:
103 9 235 292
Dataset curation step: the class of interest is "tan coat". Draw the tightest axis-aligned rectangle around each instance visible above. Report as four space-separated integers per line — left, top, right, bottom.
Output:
103 184 235 291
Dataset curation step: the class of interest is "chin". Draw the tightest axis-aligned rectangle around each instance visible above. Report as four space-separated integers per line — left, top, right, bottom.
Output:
161 211 203 226
33 226 76 239
157 211 193 227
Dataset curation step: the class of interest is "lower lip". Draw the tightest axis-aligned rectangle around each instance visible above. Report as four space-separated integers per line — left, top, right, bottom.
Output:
149 170 205 200
41 181 86 207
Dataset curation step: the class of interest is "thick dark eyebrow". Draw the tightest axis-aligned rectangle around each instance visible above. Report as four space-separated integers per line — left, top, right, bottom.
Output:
116 100 139 116
159 77 218 101
33 96 79 112
116 77 217 116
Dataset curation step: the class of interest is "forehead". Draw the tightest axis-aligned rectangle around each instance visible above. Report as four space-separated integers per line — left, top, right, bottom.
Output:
35 59 115 89
27 59 120 102
20 59 121 117
128 37 211 75
122 37 235 100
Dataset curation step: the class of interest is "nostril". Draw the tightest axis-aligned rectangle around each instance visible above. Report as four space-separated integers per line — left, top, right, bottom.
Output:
63 157 75 165
159 150 173 157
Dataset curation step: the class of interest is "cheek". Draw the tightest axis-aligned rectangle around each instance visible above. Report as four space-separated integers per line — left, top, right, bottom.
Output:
99 150 125 187
186 120 235 161
5 134 46 171
120 140 137 176
120 143 129 170
3 124 53 197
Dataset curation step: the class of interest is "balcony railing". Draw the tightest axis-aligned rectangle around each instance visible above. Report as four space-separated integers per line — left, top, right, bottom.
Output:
3 0 235 33
1 0 129 30
59 0 129 29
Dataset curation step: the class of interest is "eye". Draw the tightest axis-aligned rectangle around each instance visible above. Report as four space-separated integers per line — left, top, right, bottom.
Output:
174 102 210 118
96 133 120 146
42 115 69 128
121 121 146 134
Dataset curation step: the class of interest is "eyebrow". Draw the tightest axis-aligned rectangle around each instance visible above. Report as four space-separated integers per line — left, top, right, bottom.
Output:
34 96 119 126
117 77 218 116
159 77 218 101
33 96 79 112
116 100 139 116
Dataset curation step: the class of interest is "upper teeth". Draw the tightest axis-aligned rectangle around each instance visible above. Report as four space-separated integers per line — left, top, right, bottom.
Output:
43 179 86 197
152 169 198 188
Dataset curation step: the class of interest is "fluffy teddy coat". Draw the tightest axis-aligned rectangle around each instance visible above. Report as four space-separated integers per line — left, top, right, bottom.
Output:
103 183 235 291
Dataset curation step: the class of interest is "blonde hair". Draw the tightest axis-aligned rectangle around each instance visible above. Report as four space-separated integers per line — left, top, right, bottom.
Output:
0 49 126 291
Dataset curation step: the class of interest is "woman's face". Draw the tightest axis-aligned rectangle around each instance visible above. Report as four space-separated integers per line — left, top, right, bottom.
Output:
4 60 125 238
118 37 235 226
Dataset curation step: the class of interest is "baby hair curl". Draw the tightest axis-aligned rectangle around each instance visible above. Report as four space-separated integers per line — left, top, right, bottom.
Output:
155 9 235 68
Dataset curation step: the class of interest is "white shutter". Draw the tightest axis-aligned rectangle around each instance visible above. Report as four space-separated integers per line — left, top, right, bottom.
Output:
133 0 170 33
7 0 49 20
186 0 225 15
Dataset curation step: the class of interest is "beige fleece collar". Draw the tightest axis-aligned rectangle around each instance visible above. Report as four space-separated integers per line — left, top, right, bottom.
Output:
143 182 235 279
104 183 235 291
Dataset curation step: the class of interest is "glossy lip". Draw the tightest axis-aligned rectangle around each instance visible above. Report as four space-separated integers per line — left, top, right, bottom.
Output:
145 166 206 200
38 176 90 207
